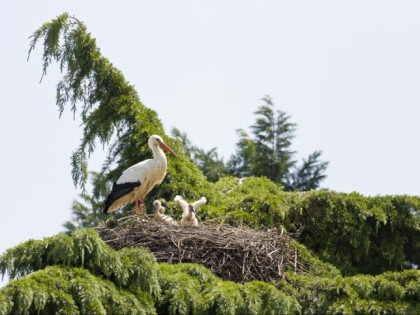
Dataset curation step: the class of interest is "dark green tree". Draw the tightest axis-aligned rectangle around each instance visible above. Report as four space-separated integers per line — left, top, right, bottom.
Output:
228 96 328 191
283 151 328 191
29 13 210 227
0 229 302 315
1 227 419 314
251 95 297 182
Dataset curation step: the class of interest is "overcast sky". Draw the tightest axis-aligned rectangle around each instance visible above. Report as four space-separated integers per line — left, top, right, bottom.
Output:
1 1 420 285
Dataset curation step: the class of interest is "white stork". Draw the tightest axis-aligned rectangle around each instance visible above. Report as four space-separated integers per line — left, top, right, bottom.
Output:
153 200 178 225
103 135 176 214
174 195 207 226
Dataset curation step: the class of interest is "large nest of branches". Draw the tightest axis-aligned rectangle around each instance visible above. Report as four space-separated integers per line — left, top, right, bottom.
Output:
97 216 310 283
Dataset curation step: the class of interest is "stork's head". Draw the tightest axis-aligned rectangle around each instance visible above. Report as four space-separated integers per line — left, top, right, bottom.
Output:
153 200 161 212
153 200 166 214
149 135 177 156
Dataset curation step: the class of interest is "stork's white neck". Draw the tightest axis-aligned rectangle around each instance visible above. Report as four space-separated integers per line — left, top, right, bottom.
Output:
151 145 167 161
151 145 168 174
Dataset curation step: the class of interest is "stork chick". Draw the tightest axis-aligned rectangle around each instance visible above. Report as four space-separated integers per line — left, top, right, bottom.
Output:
174 195 207 227
153 200 178 225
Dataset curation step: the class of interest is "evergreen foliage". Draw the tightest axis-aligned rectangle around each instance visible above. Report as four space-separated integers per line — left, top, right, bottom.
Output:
157 264 215 314
202 180 420 275
0 229 302 315
29 13 328 234
28 12 210 214
0 229 160 298
202 176 289 229
157 263 301 315
227 96 328 191
0 230 159 314
250 96 296 182
286 191 420 275
290 241 341 278
278 270 420 314
0 266 156 315
194 177 419 278
285 151 328 192
2 229 417 314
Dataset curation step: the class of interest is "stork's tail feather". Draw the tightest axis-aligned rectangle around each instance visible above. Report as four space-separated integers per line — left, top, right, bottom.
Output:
103 181 141 214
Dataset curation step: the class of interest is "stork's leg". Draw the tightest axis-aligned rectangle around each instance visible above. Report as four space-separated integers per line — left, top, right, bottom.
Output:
135 199 141 214
135 198 144 214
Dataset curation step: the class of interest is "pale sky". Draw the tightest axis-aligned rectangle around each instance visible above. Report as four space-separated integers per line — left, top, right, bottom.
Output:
1 1 420 285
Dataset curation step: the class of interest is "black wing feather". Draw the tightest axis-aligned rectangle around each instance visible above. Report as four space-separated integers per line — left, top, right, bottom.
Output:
103 181 141 214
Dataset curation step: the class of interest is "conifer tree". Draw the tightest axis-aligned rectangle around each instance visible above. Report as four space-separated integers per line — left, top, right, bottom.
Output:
228 96 329 191
284 151 328 191
1 227 418 314
251 96 297 182
0 229 304 315
28 13 210 224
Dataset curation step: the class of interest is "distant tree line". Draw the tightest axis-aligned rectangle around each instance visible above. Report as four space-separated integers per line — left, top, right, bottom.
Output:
172 95 328 191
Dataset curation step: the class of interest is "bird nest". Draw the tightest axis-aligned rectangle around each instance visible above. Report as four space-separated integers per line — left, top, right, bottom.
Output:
97 215 310 283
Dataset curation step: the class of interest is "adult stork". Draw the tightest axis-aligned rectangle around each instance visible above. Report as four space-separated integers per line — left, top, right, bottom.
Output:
103 135 176 214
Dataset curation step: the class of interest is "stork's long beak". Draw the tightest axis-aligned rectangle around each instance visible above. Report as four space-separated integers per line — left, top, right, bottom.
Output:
160 142 177 156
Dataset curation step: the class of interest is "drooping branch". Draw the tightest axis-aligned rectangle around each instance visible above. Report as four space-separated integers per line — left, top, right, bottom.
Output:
28 13 165 189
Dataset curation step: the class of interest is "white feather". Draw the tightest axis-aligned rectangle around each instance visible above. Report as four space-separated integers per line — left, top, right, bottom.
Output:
174 195 189 212
116 156 168 185
104 135 176 214
191 197 207 209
